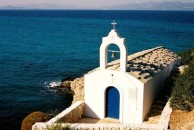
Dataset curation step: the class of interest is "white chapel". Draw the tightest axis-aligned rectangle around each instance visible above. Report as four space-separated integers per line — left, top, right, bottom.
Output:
84 22 181 124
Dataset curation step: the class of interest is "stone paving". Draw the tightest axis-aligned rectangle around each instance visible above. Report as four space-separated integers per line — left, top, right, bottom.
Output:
78 117 120 124
77 114 160 125
70 100 172 130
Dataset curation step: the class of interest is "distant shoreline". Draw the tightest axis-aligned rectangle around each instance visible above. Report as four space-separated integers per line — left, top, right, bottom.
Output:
1 1 194 11
0 9 194 11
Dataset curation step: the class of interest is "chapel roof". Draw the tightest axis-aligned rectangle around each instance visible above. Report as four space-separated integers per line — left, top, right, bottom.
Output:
106 46 181 83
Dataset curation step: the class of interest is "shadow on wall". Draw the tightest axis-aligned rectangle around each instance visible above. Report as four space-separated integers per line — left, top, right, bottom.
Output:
84 103 100 119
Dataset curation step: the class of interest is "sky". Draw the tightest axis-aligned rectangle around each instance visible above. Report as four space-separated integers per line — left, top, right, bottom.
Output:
0 0 194 7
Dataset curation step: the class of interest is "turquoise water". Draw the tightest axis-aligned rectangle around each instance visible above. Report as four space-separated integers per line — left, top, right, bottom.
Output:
0 10 194 130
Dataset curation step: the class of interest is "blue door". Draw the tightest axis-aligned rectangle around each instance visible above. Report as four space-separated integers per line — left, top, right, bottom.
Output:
106 87 120 119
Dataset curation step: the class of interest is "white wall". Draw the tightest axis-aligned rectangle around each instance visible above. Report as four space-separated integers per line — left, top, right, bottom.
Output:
84 69 144 124
143 67 168 119
143 60 181 120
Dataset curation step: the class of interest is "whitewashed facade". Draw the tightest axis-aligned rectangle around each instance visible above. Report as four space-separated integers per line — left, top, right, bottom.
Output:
84 25 181 124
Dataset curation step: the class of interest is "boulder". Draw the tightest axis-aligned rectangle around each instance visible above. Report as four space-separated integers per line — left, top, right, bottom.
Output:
21 111 52 130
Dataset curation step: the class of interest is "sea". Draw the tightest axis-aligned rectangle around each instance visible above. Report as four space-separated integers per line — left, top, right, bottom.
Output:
0 10 193 130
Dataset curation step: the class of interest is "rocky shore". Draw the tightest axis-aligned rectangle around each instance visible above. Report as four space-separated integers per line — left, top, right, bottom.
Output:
52 77 84 104
21 77 84 130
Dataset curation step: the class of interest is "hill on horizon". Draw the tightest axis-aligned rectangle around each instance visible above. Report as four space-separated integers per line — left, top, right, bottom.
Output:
0 1 194 10
108 1 194 11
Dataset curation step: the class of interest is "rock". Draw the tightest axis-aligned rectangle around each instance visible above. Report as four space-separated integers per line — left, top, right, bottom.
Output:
50 80 73 94
61 81 72 89
21 111 52 130
55 77 84 104
70 77 84 103
179 65 188 74
51 77 84 104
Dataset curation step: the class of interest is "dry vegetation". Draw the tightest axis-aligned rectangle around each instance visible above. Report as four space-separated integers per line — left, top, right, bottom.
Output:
169 48 194 130
21 111 52 130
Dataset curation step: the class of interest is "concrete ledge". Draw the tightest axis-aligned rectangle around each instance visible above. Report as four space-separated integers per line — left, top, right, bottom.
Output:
70 123 165 130
159 99 172 129
32 101 84 130
48 101 84 123
33 123 166 130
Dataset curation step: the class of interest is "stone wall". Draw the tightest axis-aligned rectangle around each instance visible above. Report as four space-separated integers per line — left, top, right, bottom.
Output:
57 101 84 123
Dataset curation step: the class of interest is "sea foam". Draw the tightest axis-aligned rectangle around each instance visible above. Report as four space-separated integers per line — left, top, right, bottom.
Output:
44 81 61 88
49 81 61 88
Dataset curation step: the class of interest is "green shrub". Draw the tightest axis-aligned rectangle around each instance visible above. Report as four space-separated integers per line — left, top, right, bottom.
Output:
178 50 191 64
178 47 194 64
170 48 194 111
170 64 194 111
46 123 72 130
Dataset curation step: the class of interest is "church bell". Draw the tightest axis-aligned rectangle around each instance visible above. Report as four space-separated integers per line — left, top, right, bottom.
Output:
111 52 116 58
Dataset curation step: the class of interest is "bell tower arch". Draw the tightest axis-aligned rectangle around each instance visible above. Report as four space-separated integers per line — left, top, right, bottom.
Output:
100 21 128 72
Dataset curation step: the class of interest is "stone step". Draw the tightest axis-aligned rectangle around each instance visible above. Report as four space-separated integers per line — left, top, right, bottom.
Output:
151 104 164 110
155 100 167 105
150 108 163 114
148 115 160 120
162 86 173 90
160 87 172 91
157 94 169 98
160 98 167 102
